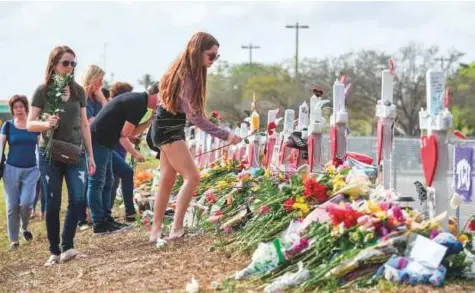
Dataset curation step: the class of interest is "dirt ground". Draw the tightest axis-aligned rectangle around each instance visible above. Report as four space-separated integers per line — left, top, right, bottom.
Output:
1 221 475 293
0 224 251 293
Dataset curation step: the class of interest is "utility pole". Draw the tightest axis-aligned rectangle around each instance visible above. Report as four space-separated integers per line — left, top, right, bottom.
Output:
241 43 260 66
103 42 108 72
285 22 309 78
434 56 451 71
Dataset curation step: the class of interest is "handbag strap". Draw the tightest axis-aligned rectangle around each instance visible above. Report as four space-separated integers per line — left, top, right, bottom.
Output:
1 120 11 163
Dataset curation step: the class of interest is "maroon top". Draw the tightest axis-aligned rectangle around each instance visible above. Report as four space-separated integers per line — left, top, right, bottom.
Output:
159 76 229 141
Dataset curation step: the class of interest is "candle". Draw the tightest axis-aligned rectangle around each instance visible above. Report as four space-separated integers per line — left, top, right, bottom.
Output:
250 110 260 132
298 101 309 131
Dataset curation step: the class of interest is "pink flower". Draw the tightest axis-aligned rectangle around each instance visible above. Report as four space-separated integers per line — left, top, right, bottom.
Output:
206 192 217 204
378 202 390 212
430 229 439 239
391 205 405 222
258 205 270 215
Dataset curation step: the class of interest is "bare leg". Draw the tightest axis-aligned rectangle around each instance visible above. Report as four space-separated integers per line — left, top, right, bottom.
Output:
159 141 200 239
150 149 177 241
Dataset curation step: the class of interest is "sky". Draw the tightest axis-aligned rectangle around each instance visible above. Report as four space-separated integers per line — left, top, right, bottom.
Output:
1 1 475 101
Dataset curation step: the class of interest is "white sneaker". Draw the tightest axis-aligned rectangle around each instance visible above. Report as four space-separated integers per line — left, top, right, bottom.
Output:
44 255 60 266
60 249 87 263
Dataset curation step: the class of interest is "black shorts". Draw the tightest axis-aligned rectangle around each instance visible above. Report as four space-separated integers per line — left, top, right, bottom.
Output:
151 106 187 151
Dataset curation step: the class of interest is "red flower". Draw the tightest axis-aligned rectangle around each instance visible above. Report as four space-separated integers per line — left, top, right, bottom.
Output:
258 205 270 215
469 220 475 231
283 198 296 212
206 192 216 204
327 203 362 228
211 111 219 117
214 211 223 217
267 121 277 135
304 177 328 203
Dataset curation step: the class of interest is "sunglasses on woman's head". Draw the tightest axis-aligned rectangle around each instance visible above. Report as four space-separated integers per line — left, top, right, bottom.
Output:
61 60 77 68
205 52 220 61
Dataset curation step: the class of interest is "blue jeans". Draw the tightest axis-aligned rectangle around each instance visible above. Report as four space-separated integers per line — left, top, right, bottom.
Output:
3 164 41 242
87 141 113 224
78 176 89 223
111 151 136 216
38 148 87 255
33 179 46 213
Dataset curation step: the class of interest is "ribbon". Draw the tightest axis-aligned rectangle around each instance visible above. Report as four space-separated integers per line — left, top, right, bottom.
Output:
330 126 338 165
340 73 347 85
444 87 450 108
376 119 384 164
272 238 285 264
279 142 286 167
307 135 314 172
263 137 275 169
247 143 255 168
288 149 299 170
388 57 396 76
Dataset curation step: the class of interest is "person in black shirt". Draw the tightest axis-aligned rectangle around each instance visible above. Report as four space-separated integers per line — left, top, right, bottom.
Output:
88 87 158 234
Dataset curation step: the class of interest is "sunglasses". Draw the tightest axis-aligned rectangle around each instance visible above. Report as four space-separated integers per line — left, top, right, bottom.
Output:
205 52 220 61
60 60 77 68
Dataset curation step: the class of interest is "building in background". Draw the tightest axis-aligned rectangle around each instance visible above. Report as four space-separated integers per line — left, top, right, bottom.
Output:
0 100 12 125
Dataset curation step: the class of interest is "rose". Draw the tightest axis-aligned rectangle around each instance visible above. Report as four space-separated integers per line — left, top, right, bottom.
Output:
304 177 328 203
283 198 296 212
258 205 270 215
206 192 216 204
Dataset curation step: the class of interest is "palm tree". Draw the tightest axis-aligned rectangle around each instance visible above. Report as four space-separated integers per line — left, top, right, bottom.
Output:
138 74 155 90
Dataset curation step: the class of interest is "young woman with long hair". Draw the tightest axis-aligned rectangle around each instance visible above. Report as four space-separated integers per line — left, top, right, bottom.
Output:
27 45 96 266
77 65 108 230
149 32 242 243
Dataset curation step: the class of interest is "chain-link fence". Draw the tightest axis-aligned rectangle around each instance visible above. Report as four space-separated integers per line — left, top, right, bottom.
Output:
319 135 475 227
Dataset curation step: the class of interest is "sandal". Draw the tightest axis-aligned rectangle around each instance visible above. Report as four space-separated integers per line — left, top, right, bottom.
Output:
149 231 163 243
165 229 186 241
44 255 60 267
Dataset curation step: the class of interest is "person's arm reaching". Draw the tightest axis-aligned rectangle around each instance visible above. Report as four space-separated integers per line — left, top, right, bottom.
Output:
180 81 241 144
121 118 153 139
119 137 144 162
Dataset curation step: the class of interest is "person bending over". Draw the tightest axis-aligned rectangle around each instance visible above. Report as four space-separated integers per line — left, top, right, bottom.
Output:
87 85 158 234
149 32 242 243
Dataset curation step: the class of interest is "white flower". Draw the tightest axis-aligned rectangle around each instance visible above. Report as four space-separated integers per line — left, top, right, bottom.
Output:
156 238 167 249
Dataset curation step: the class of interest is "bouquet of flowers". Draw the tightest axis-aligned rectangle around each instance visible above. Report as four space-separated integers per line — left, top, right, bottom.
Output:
41 73 74 161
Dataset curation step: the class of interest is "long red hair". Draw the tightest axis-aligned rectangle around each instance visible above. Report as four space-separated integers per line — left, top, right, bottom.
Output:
160 32 219 116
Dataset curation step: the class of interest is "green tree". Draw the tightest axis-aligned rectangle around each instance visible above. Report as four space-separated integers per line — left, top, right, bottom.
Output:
448 62 475 136
138 74 156 90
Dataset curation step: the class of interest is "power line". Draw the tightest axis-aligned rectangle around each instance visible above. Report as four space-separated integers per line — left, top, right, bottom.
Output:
285 22 309 78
